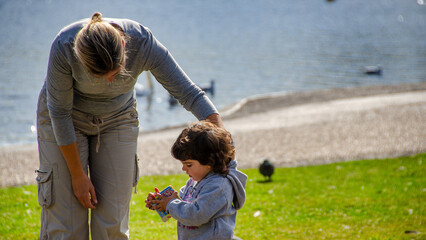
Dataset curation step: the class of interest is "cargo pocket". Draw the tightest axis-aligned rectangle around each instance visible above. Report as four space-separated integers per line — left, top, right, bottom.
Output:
133 154 140 194
36 169 54 208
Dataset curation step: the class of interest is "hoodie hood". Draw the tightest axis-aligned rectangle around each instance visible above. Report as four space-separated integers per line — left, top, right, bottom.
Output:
226 160 248 210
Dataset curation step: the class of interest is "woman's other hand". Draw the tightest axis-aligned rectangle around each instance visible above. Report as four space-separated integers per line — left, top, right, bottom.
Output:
71 174 98 209
59 142 98 209
205 113 224 129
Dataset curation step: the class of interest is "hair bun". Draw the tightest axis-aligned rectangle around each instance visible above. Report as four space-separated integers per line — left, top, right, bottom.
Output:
90 12 103 24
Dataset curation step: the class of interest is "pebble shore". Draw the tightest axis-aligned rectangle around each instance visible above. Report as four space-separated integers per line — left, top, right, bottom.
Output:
1 82 425 187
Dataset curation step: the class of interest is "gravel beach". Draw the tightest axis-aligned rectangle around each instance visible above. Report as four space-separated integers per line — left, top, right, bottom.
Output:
1 82 425 187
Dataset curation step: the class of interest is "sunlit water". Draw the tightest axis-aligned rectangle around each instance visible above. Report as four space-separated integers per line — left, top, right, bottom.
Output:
0 0 425 146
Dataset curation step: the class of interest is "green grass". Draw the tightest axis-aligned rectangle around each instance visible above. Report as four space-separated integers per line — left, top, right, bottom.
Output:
1 154 425 239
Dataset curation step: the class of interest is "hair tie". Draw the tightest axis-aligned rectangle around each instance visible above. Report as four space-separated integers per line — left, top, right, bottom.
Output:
90 12 103 24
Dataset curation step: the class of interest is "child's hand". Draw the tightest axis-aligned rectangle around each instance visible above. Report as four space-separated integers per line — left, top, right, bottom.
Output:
152 191 178 212
145 188 160 210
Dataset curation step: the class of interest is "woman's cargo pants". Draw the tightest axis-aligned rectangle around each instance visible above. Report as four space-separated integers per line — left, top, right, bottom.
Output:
36 90 140 240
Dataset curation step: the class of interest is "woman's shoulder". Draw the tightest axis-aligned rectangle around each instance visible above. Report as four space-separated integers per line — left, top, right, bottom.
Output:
107 18 152 40
54 18 150 45
54 19 88 43
47 19 87 55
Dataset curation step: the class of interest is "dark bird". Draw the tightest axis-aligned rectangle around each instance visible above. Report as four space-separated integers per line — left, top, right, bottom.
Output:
363 65 382 75
259 159 274 182
199 79 215 96
168 94 178 107
169 79 215 107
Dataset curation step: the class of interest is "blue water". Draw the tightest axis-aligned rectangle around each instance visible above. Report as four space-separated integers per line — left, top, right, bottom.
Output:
0 0 425 146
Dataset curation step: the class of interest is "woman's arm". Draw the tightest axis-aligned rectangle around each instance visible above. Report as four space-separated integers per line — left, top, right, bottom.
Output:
59 142 98 209
140 27 221 122
46 38 98 209
46 39 78 146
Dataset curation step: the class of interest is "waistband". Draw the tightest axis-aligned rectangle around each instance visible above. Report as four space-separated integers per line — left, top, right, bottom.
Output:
72 99 138 152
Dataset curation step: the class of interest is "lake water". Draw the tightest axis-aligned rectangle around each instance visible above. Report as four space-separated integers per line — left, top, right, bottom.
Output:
0 0 425 146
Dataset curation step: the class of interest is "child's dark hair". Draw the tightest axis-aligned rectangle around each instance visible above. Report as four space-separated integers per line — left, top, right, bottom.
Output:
171 121 235 175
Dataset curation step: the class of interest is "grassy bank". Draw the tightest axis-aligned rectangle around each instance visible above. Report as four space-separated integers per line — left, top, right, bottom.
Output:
1 154 425 239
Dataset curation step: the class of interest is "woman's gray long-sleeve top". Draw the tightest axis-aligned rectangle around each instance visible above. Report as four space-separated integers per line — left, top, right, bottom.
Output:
44 18 218 145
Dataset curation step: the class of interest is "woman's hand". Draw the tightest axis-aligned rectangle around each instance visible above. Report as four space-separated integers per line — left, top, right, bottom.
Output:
59 142 97 209
71 174 98 209
205 113 224 129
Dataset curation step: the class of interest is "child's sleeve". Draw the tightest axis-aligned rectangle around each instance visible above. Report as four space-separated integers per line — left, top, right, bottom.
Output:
166 179 231 226
178 185 186 199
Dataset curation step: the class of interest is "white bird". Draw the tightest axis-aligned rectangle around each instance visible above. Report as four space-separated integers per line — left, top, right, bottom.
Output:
135 71 154 97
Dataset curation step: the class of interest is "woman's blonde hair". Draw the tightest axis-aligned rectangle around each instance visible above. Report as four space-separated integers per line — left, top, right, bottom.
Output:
74 12 126 77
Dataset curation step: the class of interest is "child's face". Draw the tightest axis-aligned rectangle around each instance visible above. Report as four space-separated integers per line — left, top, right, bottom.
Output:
181 159 212 182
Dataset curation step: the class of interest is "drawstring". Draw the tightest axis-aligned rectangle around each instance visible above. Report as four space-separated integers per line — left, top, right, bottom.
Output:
89 116 104 153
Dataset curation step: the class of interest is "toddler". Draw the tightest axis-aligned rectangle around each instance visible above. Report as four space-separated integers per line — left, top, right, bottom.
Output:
145 121 247 240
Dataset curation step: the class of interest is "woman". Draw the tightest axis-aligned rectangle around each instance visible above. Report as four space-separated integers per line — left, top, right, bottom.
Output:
36 12 223 239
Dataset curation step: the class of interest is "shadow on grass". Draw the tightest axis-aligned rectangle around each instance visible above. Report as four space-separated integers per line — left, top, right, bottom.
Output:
256 178 276 184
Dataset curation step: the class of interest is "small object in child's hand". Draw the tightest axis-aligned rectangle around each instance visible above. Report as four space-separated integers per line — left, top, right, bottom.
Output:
153 186 179 222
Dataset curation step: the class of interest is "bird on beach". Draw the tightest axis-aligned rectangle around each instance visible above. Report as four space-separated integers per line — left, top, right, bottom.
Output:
259 159 274 182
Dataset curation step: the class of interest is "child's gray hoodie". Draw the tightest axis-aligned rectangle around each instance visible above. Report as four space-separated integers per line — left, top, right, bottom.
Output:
166 160 247 240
